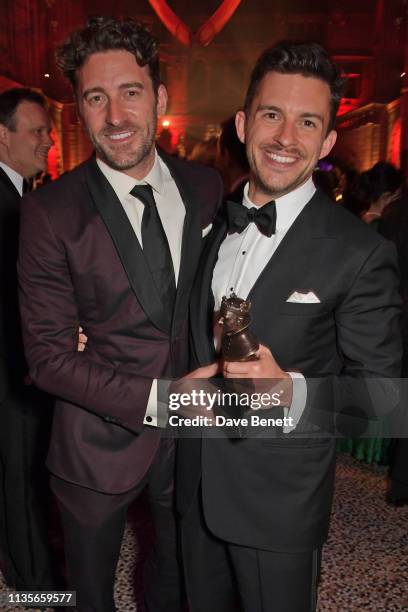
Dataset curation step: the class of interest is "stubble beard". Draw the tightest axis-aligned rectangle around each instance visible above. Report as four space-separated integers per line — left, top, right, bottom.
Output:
90 116 157 172
249 150 310 200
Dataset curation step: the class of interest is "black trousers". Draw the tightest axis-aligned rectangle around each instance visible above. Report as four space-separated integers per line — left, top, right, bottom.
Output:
51 438 181 612
0 390 54 589
389 438 408 500
181 487 321 612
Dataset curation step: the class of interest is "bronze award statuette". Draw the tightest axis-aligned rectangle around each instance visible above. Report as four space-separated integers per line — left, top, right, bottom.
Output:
218 294 260 362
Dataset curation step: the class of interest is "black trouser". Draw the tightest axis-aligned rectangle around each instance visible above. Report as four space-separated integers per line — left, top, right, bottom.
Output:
0 390 54 589
181 487 321 612
389 438 408 500
51 439 181 612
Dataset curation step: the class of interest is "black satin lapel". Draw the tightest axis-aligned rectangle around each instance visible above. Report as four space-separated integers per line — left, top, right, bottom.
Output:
190 216 228 365
0 167 20 199
248 191 332 305
85 159 171 333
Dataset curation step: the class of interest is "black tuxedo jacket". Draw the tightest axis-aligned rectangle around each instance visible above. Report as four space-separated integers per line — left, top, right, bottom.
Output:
177 188 401 552
380 199 408 497
381 197 408 374
18 153 222 494
0 168 26 401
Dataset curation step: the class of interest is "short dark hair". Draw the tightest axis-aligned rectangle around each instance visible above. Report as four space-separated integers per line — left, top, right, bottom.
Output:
0 87 47 131
56 16 161 94
244 41 346 132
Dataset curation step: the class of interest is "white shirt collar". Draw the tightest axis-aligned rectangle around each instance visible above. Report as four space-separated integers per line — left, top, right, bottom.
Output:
96 150 165 202
0 162 24 196
242 177 316 230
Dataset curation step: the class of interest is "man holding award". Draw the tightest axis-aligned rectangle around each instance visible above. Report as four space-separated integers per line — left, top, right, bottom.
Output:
176 42 402 611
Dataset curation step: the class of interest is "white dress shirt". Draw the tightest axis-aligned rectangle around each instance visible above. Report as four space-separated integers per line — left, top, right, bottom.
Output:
212 178 316 310
0 161 24 196
96 152 185 426
212 178 315 432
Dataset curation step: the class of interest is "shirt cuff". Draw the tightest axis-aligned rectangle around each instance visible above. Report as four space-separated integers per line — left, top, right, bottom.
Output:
143 379 169 428
283 372 307 433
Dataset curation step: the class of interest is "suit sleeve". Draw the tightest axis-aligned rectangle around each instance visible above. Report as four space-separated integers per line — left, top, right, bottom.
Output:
333 238 402 431
306 238 402 437
289 238 402 438
18 194 152 434
336 238 402 377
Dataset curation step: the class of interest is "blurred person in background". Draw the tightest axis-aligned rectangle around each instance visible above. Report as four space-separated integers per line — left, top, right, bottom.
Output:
188 136 218 168
156 127 175 156
0 87 55 590
358 162 403 229
339 167 362 217
312 167 338 201
381 185 408 505
337 162 404 465
216 115 249 200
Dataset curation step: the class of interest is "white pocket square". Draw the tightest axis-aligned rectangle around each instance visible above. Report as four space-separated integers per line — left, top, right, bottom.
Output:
202 223 213 238
286 290 320 304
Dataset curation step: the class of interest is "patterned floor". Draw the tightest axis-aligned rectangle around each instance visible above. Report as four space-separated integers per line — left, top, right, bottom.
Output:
318 456 407 612
0 454 407 611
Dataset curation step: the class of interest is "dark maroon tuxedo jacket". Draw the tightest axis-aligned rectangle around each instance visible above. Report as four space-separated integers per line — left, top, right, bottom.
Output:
18 152 222 494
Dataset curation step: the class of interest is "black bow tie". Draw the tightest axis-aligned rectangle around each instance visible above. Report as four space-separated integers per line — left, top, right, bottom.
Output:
226 199 276 237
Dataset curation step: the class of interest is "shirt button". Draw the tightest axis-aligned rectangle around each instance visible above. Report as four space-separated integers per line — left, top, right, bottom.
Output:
242 251 246 255
145 415 153 423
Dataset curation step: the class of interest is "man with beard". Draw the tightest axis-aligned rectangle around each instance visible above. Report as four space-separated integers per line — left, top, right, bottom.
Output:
0 88 54 590
176 42 401 612
17 16 221 612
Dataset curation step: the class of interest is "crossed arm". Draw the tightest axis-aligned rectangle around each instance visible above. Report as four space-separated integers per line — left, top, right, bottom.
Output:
17 195 154 434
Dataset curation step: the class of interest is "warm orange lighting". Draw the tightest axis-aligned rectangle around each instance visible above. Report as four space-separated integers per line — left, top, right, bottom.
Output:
162 119 171 127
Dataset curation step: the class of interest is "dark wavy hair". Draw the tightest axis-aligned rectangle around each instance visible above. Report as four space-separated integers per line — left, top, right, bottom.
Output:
244 41 346 133
56 16 160 94
0 88 47 131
